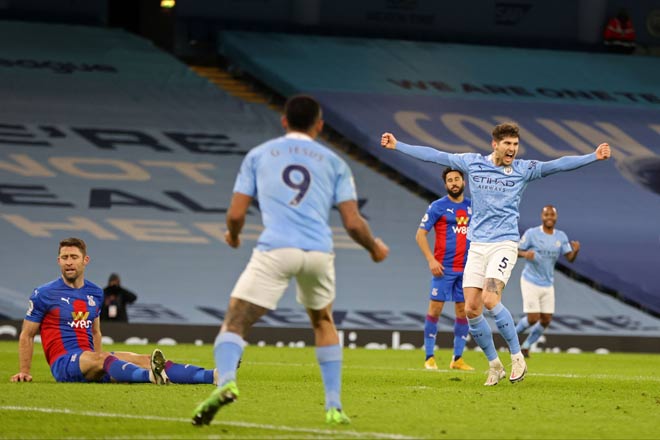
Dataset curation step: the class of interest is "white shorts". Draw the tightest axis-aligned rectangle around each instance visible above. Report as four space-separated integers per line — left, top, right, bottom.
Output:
520 276 555 314
230 248 336 310
463 241 518 289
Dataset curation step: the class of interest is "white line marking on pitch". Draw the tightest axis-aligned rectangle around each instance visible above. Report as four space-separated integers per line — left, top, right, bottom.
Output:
245 361 660 382
0 406 417 440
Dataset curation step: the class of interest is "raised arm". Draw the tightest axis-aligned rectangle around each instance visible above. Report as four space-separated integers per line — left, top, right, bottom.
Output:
11 320 40 382
337 200 389 262
564 241 580 263
540 143 611 177
381 133 455 167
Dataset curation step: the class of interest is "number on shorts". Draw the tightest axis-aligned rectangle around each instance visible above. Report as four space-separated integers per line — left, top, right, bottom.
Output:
497 256 509 275
282 164 311 206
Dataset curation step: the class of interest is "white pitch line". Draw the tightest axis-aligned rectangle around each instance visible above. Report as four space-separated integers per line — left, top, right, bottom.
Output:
243 361 660 382
0 406 417 440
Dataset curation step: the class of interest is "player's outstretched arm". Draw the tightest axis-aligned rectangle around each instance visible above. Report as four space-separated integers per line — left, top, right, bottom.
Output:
337 200 389 262
225 192 252 248
540 142 611 177
11 320 39 382
380 132 455 166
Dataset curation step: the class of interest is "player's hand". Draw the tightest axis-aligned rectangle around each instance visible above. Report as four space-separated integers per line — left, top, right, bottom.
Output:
11 372 32 382
523 250 535 261
570 241 580 253
370 238 389 262
381 133 397 150
595 143 611 160
429 260 444 277
224 230 240 248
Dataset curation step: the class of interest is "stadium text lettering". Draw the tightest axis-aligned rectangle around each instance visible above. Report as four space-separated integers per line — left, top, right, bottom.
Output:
393 111 658 159
387 78 660 105
0 124 243 155
0 214 361 248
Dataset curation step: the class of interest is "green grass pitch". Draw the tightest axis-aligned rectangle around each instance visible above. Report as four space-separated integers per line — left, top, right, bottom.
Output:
1 341 659 439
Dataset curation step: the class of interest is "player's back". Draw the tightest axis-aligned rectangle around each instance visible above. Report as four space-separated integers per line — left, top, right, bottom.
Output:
239 133 356 252
26 278 103 365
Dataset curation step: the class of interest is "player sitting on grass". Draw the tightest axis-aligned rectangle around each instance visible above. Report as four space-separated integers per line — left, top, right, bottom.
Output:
11 237 217 385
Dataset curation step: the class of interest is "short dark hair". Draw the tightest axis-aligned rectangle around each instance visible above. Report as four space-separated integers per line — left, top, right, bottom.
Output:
442 167 464 182
59 237 87 257
284 95 322 132
492 123 519 142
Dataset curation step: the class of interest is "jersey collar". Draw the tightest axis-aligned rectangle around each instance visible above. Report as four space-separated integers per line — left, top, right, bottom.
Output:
285 132 313 141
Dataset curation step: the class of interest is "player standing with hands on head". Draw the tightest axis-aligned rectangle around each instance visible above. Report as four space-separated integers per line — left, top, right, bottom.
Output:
417 167 474 371
381 123 610 386
192 95 389 427
516 205 580 357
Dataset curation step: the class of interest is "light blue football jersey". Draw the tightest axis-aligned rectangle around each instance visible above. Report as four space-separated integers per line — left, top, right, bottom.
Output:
396 142 598 243
519 226 573 286
233 133 357 252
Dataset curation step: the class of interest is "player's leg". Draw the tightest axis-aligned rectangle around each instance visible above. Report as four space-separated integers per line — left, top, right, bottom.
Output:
463 244 503 384
482 241 526 383
113 351 216 384
519 279 546 357
449 300 474 371
523 285 555 353
77 350 154 383
298 251 350 425
193 249 294 426
482 242 527 380
424 291 445 369
516 277 540 335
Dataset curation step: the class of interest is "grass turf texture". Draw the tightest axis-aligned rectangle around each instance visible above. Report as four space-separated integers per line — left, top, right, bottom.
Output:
1 341 659 439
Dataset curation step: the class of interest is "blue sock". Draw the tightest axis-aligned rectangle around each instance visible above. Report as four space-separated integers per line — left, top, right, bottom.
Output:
164 361 214 384
516 316 530 334
316 344 343 410
424 315 438 360
103 356 149 382
468 314 498 361
522 322 546 349
489 303 521 355
453 317 469 360
214 332 246 387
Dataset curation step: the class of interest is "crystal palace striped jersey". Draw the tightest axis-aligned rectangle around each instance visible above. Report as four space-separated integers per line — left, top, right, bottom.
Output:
419 196 472 274
24 277 103 365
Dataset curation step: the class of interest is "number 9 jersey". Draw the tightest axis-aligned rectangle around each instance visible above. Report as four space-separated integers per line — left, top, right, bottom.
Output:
232 133 357 252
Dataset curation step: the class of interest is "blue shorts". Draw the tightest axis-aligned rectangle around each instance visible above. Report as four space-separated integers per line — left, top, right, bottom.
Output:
429 272 465 303
50 351 111 383
50 351 87 382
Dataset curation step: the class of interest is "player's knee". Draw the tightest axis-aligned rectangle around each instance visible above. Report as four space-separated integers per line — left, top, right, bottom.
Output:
464 303 481 318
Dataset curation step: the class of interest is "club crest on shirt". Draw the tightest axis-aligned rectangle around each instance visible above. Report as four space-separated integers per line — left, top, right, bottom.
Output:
503 166 513 175
87 295 96 307
467 206 472 215
555 240 561 247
